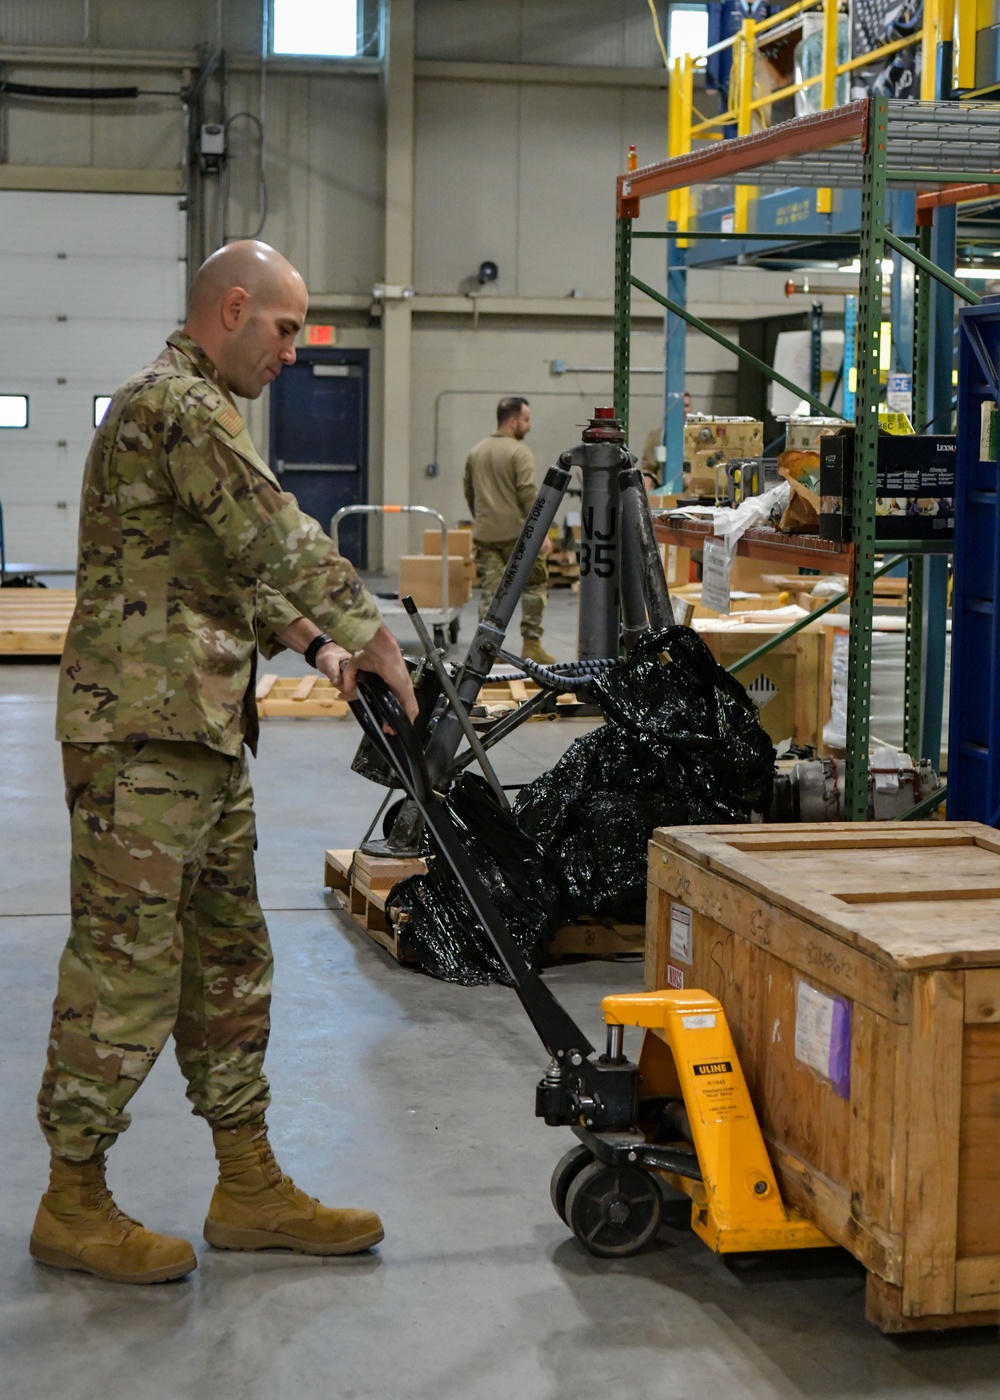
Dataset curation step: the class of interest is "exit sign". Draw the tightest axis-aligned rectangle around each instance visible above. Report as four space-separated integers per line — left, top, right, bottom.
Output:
306 324 336 345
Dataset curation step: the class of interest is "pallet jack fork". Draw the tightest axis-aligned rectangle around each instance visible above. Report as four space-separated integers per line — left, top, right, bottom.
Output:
350 673 834 1261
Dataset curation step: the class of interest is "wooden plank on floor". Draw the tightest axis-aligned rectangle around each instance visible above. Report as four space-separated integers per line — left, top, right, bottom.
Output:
0 587 75 655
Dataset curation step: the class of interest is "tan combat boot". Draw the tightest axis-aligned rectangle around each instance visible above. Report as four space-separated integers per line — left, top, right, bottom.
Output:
522 637 555 666
204 1120 383 1256
30 1155 196 1284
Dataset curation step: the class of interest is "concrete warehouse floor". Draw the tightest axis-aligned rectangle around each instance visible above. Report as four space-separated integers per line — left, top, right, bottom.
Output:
2 585 999 1400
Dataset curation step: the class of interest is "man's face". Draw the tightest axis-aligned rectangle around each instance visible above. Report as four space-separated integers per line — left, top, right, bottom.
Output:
222 271 308 399
513 405 531 439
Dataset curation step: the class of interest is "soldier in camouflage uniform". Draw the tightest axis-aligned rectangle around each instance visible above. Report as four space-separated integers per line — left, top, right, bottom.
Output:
31 240 417 1285
463 397 554 666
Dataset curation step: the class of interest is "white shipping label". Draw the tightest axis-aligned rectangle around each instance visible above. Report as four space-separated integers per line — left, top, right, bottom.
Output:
885 372 912 414
795 981 834 1077
794 979 852 1098
700 537 732 615
669 902 693 964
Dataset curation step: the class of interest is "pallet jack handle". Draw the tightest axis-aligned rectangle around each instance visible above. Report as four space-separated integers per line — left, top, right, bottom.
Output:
349 673 595 1061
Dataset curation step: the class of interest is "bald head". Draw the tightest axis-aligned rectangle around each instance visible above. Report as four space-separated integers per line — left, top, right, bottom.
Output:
185 240 308 400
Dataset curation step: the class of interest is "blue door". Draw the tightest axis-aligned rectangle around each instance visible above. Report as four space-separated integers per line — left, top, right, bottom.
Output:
269 348 369 567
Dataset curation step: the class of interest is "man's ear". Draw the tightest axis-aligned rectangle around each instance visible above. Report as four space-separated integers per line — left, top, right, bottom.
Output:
221 286 250 331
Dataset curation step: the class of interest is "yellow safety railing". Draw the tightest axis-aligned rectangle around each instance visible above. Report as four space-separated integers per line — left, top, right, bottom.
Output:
668 0 956 234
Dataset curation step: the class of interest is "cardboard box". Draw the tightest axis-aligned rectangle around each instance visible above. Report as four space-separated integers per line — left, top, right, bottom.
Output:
647 820 1000 1333
819 434 956 542
422 527 474 558
398 555 471 608
663 543 692 587
729 554 782 592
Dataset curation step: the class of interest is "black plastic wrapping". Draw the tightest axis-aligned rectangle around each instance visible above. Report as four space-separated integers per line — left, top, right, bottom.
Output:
387 776 558 986
388 627 774 985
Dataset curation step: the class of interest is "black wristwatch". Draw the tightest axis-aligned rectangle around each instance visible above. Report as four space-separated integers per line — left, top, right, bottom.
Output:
304 633 333 669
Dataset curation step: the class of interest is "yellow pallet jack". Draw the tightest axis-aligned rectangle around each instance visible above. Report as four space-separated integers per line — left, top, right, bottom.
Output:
589 989 834 1256
352 675 835 1261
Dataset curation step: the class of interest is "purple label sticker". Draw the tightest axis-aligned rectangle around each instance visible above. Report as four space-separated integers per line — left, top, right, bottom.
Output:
795 980 852 1100
827 996 852 1100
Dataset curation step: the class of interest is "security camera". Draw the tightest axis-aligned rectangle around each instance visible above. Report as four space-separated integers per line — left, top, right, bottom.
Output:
476 261 498 286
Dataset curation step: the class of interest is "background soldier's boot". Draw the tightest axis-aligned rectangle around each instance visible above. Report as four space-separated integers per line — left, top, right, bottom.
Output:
204 1119 384 1256
30 1156 197 1284
521 636 555 666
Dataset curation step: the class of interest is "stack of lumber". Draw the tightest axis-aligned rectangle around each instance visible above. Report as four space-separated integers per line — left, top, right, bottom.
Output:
0 588 75 656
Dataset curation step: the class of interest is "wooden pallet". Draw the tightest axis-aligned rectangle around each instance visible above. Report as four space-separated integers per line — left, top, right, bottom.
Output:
257 673 350 718
473 677 581 720
324 847 644 966
0 587 75 655
548 917 645 961
547 548 580 588
324 848 426 962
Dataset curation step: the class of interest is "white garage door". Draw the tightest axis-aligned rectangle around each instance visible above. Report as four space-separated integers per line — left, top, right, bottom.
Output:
0 191 186 568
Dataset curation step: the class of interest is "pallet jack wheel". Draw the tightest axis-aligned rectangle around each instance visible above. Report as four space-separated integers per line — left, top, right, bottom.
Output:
549 1144 594 1224
564 1160 662 1258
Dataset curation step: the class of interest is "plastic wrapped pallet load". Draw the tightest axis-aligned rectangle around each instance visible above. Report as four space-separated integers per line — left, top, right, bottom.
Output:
822 615 951 762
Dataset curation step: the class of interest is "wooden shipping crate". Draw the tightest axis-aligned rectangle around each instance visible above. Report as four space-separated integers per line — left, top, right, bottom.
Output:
671 583 787 619
692 618 831 751
647 821 1000 1332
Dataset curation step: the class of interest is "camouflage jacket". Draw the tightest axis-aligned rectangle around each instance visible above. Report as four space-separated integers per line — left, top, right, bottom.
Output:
57 331 381 756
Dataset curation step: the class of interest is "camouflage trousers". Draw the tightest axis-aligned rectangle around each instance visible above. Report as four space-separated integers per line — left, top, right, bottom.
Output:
475 538 548 639
38 740 272 1162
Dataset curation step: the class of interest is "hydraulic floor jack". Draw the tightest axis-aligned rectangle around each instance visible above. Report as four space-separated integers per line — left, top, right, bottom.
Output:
351 673 835 1260
362 407 677 859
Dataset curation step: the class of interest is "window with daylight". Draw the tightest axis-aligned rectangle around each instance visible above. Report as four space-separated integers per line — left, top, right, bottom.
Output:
0 395 28 428
93 396 112 427
272 0 360 57
668 4 709 61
